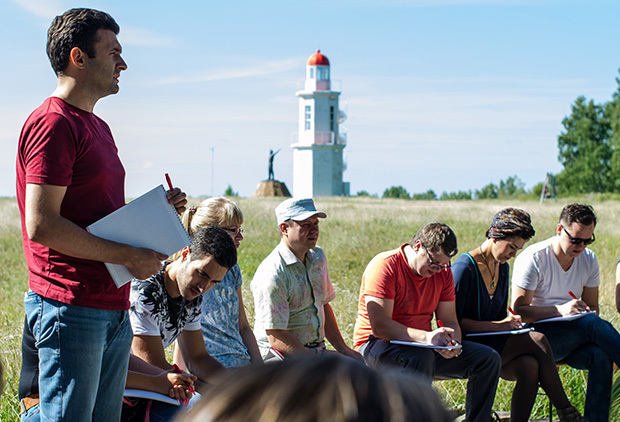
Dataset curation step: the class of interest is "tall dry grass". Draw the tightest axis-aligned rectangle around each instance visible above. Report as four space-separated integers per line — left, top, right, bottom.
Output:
1 196 619 421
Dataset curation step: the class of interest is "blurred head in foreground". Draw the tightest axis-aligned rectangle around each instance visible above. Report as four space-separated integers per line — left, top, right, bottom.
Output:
177 354 452 422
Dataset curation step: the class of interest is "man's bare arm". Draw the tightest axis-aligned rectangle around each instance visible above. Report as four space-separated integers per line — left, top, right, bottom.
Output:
323 303 363 361
237 288 262 363
25 183 167 280
131 335 172 370
365 296 452 346
266 329 311 356
512 285 588 322
177 330 225 388
581 286 598 313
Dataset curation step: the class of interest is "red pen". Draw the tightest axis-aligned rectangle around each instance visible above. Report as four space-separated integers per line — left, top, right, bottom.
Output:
172 363 196 395
437 319 444 328
165 173 174 191
568 291 578 301
508 306 524 329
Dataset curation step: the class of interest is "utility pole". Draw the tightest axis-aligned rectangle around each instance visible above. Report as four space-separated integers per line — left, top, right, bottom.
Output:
211 147 215 197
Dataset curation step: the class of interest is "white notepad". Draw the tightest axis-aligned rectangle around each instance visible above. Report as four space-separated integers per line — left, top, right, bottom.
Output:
465 327 534 337
87 185 191 287
124 389 181 406
389 340 462 350
529 311 595 325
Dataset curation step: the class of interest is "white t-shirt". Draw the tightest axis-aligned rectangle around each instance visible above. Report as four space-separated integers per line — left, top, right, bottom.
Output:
511 237 600 307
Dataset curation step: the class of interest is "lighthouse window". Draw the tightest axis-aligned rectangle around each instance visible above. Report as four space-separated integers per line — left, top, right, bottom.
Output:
330 106 334 131
317 67 329 80
309 68 314 79
305 105 311 130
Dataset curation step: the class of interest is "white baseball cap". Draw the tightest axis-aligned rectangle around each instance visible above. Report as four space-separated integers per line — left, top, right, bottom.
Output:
275 198 327 225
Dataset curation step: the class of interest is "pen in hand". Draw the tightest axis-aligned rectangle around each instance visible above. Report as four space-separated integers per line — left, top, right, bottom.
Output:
165 173 174 191
568 291 591 314
172 363 196 395
165 173 182 215
508 306 524 329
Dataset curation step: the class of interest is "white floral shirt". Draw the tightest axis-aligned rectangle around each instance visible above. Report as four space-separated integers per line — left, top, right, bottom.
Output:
251 241 335 357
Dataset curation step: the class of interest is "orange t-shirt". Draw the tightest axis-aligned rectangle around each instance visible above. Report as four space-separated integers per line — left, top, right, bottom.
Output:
353 244 455 348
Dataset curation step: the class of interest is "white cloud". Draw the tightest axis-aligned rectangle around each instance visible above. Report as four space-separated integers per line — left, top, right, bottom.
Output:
7 0 62 20
154 58 303 85
119 26 178 47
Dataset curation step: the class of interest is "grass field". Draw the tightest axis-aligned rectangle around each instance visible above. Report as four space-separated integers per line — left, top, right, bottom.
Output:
1 196 620 421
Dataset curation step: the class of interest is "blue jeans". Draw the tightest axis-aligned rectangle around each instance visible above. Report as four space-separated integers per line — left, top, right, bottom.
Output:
21 402 40 422
360 337 501 422
533 313 620 422
148 401 184 422
24 291 133 422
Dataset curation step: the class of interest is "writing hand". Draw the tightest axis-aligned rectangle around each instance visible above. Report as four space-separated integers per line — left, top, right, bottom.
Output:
166 372 197 400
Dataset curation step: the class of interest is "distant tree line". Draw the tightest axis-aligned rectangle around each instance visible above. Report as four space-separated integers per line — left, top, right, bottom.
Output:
365 175 530 201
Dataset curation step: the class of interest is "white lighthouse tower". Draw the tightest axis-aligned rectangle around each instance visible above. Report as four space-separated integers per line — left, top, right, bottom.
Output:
292 50 349 197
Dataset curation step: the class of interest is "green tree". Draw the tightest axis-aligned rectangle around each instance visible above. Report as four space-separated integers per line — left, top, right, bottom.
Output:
224 184 238 196
556 96 612 194
356 190 377 198
411 189 437 200
440 190 472 200
498 175 526 198
606 72 620 191
475 183 498 199
382 186 410 199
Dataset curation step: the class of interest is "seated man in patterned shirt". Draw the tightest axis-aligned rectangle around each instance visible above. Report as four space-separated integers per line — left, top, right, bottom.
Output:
127 226 237 419
251 197 362 361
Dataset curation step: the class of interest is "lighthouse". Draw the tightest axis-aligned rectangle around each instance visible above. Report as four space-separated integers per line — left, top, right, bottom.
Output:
292 50 349 197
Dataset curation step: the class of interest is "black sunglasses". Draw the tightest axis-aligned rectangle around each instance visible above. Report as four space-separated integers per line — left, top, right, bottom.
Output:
561 225 595 246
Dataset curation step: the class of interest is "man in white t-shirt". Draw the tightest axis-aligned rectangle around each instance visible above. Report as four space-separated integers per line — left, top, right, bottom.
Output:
511 203 620 422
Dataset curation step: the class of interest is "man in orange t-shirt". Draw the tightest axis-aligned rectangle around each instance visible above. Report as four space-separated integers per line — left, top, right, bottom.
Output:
354 222 501 422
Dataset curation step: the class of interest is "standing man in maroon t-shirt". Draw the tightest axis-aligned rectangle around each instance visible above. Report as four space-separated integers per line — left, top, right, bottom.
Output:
16 8 186 421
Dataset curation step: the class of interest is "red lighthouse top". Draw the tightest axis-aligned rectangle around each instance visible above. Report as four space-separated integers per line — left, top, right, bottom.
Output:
307 50 330 66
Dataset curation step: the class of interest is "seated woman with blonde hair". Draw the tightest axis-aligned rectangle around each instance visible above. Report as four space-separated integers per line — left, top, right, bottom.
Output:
174 197 261 369
452 208 586 422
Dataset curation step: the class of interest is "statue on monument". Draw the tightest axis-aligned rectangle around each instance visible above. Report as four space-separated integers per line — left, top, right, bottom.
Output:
253 148 290 198
268 148 280 181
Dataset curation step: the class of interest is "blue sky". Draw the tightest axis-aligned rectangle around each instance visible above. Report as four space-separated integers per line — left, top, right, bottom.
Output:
2 0 619 198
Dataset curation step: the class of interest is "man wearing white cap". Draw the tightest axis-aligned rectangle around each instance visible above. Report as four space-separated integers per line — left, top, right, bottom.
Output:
251 198 363 361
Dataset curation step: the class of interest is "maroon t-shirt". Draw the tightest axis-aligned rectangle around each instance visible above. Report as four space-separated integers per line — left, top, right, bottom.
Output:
16 97 130 310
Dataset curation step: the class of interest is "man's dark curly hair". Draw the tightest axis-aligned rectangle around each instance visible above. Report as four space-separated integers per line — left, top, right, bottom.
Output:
190 226 237 270
559 204 597 227
47 8 119 75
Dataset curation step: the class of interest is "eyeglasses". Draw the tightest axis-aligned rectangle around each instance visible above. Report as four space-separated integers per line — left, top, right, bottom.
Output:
423 246 450 270
222 227 244 236
561 225 595 246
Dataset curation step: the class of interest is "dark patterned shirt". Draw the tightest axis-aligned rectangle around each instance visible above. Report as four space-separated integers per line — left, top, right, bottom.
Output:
129 263 202 348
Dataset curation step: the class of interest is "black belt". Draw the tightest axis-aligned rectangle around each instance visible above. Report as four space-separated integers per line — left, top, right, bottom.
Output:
304 340 325 348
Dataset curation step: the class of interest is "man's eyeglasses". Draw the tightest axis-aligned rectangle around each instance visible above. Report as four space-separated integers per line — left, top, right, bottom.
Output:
222 227 244 236
423 246 450 270
561 225 595 246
